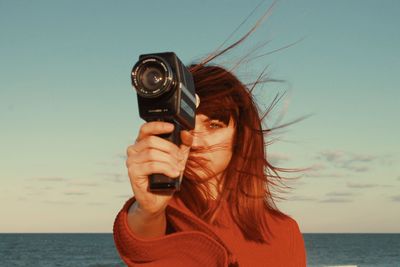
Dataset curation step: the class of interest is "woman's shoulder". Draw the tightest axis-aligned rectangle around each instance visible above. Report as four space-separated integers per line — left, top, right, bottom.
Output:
264 208 307 263
264 207 302 237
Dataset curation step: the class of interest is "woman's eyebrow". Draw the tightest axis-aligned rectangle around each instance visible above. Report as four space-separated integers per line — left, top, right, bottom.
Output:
203 117 221 122
199 116 211 122
199 115 227 124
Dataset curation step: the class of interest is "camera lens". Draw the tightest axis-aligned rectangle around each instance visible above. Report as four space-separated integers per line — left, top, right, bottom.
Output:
141 65 165 92
131 57 174 98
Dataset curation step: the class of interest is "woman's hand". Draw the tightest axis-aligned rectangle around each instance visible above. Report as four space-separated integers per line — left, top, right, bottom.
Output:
125 121 192 216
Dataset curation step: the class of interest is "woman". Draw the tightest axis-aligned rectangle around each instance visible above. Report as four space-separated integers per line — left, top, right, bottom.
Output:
113 63 307 266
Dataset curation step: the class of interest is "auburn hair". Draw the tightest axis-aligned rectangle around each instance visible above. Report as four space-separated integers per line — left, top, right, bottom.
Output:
175 63 302 243
174 2 304 243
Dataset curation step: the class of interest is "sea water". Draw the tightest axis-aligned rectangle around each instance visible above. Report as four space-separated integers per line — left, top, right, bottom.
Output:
0 233 399 266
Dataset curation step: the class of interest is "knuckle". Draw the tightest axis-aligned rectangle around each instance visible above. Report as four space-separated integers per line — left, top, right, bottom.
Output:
139 123 146 133
148 162 157 171
127 144 137 153
147 136 156 146
146 149 155 159
125 159 129 168
138 123 149 137
126 146 132 156
127 166 134 177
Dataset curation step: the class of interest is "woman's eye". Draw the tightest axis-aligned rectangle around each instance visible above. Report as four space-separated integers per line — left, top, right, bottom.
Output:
208 120 225 129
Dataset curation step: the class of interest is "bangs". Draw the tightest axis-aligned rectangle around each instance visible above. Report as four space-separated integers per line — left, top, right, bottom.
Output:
190 65 248 126
196 95 238 125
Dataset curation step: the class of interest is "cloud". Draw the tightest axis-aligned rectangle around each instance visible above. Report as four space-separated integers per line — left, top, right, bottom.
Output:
290 180 307 186
288 195 317 202
64 191 88 196
317 150 346 162
316 150 380 173
269 152 291 165
319 191 356 202
319 198 353 203
116 153 127 160
67 182 99 187
348 154 377 162
346 182 380 189
391 195 400 202
379 154 396 166
303 163 348 178
326 192 355 197
96 172 126 183
304 171 346 178
26 191 43 196
87 202 106 206
318 150 376 163
31 177 67 182
116 194 132 199
95 161 120 167
340 165 369 173
40 186 53 191
309 163 328 172
95 153 127 167
397 176 400 181
42 200 73 205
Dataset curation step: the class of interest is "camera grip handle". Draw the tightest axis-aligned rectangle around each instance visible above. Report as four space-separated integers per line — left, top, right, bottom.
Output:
149 122 183 191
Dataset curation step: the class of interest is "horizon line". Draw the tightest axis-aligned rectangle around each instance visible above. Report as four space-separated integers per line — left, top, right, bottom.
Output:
1 232 399 234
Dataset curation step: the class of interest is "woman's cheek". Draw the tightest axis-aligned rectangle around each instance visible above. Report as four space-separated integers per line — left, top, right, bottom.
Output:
210 150 233 173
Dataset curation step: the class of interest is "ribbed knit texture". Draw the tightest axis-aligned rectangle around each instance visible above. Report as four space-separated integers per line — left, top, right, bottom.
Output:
113 196 306 266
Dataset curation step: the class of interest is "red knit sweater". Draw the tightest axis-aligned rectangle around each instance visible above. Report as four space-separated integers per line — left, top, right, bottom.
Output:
113 196 306 266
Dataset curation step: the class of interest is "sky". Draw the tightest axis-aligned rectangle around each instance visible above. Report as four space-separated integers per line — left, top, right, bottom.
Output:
0 0 399 233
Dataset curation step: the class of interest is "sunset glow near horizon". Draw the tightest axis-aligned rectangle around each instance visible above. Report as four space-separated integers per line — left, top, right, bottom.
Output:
1 0 399 233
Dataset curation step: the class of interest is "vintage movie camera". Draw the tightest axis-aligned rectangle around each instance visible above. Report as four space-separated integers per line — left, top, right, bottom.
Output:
131 52 196 191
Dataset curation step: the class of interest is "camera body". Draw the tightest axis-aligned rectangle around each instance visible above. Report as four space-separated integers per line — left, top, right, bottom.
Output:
131 52 196 191
132 52 196 131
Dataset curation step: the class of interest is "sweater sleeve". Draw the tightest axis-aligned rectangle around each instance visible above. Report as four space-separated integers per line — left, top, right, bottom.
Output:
112 196 229 267
290 219 307 267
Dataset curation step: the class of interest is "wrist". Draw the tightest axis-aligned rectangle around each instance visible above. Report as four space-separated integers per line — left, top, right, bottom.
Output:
126 201 167 239
130 201 165 219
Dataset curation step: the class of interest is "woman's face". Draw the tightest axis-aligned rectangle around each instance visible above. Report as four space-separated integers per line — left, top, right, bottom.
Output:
189 114 235 180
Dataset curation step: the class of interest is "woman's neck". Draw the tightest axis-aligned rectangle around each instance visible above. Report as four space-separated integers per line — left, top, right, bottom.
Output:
207 174 224 200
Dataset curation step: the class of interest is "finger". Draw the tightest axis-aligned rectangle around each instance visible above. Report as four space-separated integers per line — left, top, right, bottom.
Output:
128 161 181 179
136 121 174 142
180 130 193 147
179 130 193 158
129 136 183 161
127 148 185 171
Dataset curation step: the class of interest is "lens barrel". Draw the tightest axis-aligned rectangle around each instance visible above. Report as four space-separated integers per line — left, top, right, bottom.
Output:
131 56 174 98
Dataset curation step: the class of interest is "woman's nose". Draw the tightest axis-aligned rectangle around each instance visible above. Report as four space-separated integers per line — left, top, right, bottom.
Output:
189 129 206 147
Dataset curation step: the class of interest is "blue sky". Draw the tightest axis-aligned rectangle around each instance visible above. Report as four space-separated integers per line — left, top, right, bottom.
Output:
1 0 399 233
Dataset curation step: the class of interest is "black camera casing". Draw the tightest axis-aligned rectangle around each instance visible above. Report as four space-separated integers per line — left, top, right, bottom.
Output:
131 52 196 191
133 52 196 131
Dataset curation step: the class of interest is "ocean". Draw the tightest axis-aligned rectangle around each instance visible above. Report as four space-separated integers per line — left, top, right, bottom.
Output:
0 233 399 266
